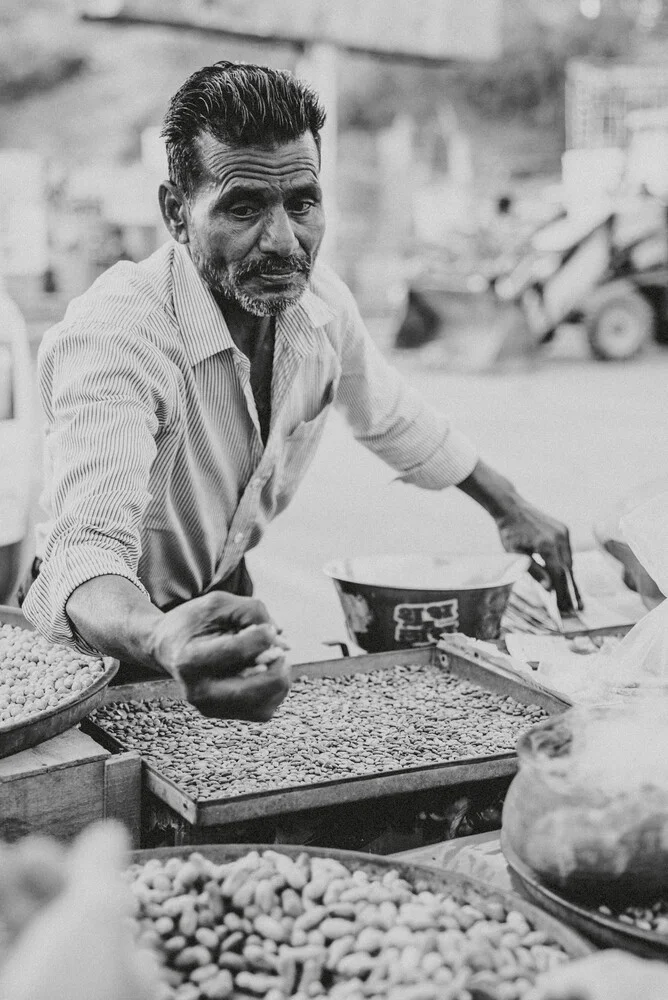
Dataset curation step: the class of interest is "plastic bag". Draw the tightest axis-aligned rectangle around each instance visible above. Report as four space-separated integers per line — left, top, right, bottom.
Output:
502 700 668 901
535 484 668 702
589 486 668 689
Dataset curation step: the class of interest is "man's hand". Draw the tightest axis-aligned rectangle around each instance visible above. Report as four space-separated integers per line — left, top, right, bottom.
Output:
66 577 291 722
458 460 581 614
148 592 291 721
495 496 582 614
530 950 668 1000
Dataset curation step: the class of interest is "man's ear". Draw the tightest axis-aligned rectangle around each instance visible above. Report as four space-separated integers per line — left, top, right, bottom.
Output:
159 181 189 244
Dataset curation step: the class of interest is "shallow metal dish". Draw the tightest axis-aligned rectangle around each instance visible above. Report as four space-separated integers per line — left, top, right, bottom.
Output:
502 832 668 959
130 842 593 961
0 605 118 759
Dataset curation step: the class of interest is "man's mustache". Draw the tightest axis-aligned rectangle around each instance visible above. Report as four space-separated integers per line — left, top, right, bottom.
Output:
234 255 312 281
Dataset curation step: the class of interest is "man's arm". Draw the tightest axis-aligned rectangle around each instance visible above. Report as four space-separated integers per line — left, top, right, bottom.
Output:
458 460 581 612
66 577 290 721
24 321 289 720
334 283 580 612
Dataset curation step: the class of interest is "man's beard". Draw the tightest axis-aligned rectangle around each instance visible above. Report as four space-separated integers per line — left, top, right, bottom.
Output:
196 252 314 317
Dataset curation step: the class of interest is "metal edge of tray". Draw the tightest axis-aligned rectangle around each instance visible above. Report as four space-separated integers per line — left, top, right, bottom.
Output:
129 842 594 960
501 832 668 960
88 645 567 827
79 717 200 824
0 606 119 760
561 624 634 640
83 708 520 827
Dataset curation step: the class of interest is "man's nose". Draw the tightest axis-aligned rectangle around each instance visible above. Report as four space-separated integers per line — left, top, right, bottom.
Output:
259 207 300 257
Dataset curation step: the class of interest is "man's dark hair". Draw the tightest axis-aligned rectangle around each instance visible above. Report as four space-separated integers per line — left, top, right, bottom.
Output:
161 61 326 196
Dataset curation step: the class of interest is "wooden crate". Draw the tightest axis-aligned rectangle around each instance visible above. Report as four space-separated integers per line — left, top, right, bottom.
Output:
0 726 141 845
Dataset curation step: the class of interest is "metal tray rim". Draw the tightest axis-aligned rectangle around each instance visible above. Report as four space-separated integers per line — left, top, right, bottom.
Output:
502 831 668 956
90 644 566 824
0 606 119 758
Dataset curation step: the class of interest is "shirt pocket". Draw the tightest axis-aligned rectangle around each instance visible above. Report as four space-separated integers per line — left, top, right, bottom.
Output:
273 385 336 512
286 379 336 440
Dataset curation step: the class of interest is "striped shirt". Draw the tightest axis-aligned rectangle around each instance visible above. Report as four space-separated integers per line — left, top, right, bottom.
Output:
23 241 479 649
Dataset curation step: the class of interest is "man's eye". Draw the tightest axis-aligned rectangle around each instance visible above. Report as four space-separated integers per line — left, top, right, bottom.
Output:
289 200 315 216
230 205 259 219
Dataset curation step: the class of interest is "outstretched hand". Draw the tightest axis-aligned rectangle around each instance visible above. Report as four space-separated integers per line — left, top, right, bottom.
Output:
148 591 291 720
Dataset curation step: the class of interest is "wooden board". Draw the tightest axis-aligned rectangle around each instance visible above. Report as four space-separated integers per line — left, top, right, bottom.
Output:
86 646 570 828
0 606 118 758
0 728 109 841
0 727 142 843
104 751 142 848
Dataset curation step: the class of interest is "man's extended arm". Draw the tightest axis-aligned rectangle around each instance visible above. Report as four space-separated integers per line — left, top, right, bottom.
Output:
23 321 289 720
66 576 290 721
335 284 580 611
457 459 580 611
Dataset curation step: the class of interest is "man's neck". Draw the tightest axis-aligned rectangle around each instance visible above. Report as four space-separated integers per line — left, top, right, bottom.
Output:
213 293 272 360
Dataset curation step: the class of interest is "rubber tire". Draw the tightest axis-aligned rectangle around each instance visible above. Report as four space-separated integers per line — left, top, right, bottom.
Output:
585 287 655 361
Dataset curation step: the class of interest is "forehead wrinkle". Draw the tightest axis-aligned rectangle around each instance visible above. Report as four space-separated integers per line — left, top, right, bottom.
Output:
194 134 319 189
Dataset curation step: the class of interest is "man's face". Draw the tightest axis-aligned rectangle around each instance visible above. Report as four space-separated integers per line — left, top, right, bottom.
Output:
183 132 325 317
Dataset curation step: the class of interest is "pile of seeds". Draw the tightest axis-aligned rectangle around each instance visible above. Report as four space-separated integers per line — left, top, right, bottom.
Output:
92 665 548 799
129 849 571 1000
0 623 106 727
598 900 668 936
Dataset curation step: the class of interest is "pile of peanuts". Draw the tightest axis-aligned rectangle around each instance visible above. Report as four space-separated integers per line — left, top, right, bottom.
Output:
598 900 668 936
0 623 106 726
129 849 571 1000
93 665 547 799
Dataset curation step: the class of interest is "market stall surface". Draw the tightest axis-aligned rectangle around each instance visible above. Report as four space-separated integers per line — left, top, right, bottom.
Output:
86 647 568 835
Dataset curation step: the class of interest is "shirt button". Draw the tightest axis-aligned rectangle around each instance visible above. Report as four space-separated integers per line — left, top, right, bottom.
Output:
234 532 244 544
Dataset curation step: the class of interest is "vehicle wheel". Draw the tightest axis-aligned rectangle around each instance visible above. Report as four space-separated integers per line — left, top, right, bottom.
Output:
585 286 655 361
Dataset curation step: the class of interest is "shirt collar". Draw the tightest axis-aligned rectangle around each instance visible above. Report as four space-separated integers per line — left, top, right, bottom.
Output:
171 242 335 367
171 243 235 368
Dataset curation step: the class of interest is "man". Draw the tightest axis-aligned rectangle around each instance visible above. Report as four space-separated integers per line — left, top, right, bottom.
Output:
23 61 579 721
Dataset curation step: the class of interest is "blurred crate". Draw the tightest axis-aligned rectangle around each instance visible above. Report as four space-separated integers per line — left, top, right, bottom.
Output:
566 57 668 150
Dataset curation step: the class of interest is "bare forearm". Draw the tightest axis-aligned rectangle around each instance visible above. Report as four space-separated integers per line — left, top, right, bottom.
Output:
65 575 167 674
457 459 520 520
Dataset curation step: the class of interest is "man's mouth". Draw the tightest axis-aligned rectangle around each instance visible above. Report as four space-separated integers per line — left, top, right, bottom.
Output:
258 270 299 286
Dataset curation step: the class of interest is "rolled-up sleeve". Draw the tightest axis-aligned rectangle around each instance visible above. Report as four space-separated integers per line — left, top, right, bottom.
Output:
334 291 479 489
23 322 163 650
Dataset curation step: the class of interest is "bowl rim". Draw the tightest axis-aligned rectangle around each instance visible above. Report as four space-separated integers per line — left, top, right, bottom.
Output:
323 552 531 591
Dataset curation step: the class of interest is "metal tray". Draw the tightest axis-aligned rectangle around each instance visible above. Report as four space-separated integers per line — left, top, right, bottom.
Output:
129 843 593 960
85 645 570 827
502 833 668 960
0 606 118 759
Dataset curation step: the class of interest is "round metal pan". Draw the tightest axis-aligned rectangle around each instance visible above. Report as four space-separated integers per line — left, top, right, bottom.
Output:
502 832 668 959
131 843 593 960
0 605 118 759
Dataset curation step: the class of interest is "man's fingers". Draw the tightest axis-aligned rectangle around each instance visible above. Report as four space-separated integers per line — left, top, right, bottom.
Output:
191 660 292 721
183 622 279 675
